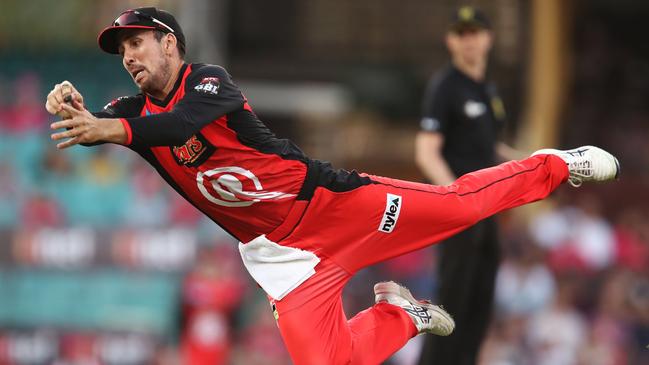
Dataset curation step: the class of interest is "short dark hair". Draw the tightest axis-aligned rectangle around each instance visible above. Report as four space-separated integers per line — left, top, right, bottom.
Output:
154 30 185 58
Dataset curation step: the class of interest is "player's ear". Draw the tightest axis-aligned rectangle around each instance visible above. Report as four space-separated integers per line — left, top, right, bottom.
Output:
165 33 177 55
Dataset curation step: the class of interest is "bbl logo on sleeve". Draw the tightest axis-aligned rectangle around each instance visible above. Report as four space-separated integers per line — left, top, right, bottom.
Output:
194 77 220 95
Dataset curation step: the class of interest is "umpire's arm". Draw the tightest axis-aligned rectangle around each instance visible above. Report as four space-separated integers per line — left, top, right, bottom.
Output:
415 131 456 185
415 77 456 186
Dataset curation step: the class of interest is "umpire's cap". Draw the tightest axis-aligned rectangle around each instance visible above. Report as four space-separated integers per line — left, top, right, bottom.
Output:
98 7 186 54
450 6 491 32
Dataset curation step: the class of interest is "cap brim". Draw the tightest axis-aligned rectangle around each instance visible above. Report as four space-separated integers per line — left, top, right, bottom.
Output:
97 25 157 54
450 21 489 32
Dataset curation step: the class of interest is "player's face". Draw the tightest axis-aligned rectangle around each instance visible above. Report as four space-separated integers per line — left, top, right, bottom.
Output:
447 28 493 66
118 30 172 96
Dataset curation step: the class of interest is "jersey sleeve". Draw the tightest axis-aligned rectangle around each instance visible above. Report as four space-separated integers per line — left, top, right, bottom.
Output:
420 74 452 135
92 95 145 119
82 95 143 147
123 65 246 147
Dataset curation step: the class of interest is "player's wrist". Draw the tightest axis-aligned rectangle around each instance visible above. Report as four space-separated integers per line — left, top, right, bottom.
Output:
103 118 128 145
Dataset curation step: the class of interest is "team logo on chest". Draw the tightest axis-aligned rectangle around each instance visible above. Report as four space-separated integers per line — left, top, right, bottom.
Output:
196 167 295 207
171 133 215 167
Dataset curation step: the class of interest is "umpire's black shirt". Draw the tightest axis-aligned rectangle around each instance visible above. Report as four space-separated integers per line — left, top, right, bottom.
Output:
420 64 506 177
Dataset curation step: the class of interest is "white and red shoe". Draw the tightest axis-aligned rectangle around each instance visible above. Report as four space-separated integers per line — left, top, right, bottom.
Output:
374 281 455 336
532 145 620 187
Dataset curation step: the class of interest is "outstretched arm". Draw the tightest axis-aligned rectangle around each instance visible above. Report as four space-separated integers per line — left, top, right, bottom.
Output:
46 80 128 149
120 65 244 147
50 104 128 149
47 65 244 149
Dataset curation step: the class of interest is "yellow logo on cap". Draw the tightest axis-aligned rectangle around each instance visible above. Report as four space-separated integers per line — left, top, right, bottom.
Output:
459 6 475 21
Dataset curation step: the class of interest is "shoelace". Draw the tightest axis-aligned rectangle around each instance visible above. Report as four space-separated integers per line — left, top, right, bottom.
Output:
412 301 452 331
567 159 592 187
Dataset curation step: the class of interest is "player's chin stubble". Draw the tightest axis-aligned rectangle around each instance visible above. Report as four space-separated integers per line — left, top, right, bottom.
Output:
139 56 172 96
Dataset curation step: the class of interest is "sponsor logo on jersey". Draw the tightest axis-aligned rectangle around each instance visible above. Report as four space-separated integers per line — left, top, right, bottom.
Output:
196 166 295 207
378 193 402 233
194 77 220 95
464 100 486 118
171 133 215 167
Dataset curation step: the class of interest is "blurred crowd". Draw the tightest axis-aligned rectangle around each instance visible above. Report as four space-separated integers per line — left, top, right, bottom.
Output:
481 199 649 365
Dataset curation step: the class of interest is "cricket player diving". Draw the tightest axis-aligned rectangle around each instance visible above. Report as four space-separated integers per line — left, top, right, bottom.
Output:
45 7 620 365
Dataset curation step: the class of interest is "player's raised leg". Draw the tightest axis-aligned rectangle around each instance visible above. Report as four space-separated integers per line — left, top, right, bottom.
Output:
271 146 620 364
273 260 452 365
300 146 620 273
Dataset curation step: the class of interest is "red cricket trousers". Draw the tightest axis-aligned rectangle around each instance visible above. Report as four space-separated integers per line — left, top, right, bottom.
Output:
262 155 568 365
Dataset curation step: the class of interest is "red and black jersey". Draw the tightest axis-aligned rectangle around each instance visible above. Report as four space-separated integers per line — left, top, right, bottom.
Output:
94 63 369 242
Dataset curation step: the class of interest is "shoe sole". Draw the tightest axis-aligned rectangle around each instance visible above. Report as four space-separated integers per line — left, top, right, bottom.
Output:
374 281 455 335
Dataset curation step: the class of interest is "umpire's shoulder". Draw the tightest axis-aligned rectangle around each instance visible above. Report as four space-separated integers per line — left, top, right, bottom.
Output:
427 65 457 92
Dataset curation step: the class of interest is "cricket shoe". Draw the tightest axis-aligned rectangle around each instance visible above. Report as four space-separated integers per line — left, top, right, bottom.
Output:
532 145 620 187
374 281 454 336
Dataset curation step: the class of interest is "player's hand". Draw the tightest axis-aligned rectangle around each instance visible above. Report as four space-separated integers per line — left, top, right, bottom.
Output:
45 81 85 119
50 103 104 149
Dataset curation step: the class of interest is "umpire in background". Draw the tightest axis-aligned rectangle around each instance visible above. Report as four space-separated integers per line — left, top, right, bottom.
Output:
416 6 521 365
